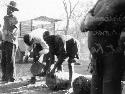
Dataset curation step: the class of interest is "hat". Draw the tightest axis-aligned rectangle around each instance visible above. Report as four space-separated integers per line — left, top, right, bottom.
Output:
7 1 19 11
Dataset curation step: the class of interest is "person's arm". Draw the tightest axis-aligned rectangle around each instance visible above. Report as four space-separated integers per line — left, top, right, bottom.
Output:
80 8 102 32
84 12 105 30
2 16 8 35
23 45 32 63
9 16 18 40
12 16 18 35
39 39 49 55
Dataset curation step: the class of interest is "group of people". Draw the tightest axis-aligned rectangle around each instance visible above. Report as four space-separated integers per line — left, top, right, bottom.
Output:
23 28 80 86
0 1 80 88
1 0 125 94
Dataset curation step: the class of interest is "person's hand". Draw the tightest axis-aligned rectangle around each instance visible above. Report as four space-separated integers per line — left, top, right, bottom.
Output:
39 49 49 55
80 20 87 32
23 55 29 63
50 65 55 75
38 54 44 63
81 13 95 31
84 13 94 26
39 50 43 55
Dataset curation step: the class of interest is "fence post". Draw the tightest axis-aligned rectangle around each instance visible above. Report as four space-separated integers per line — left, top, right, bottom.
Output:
19 22 22 36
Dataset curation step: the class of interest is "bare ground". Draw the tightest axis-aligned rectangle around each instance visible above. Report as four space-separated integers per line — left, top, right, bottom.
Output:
0 53 124 94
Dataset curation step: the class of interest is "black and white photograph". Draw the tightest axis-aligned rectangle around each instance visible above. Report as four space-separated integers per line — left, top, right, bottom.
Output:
0 0 125 94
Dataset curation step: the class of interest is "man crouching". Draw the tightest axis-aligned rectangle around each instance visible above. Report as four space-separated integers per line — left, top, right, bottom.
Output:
23 28 49 84
43 31 80 87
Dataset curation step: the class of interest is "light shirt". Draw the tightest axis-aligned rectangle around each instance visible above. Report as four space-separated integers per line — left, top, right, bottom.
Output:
60 35 80 53
25 28 49 56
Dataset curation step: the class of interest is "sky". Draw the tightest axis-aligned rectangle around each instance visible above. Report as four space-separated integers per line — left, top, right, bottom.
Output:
0 0 65 24
17 0 65 21
0 0 66 22
0 0 97 26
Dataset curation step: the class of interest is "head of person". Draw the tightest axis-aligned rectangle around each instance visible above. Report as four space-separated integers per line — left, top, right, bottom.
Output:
43 31 50 40
7 1 19 15
23 34 33 46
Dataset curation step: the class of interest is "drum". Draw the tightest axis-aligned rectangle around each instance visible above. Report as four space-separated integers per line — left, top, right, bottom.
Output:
46 71 70 90
30 61 45 76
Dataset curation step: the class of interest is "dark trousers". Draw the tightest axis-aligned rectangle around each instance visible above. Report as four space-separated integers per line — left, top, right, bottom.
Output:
91 53 124 94
50 38 78 84
32 43 43 62
1 41 16 81
50 38 78 70
32 43 49 76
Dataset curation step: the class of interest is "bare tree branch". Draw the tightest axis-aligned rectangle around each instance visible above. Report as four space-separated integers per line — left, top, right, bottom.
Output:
63 0 69 17
70 0 79 17
69 0 72 18
62 0 79 35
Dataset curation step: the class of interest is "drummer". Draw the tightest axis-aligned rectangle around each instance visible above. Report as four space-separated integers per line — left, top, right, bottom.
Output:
23 28 49 84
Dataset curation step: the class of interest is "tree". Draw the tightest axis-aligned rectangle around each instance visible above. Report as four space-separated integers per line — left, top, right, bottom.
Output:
72 11 84 38
70 0 96 38
62 0 79 35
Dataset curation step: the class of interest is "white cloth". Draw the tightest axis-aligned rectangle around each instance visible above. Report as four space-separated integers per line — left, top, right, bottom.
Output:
25 28 49 56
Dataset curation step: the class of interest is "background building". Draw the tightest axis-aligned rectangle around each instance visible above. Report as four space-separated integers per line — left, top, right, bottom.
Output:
17 16 61 63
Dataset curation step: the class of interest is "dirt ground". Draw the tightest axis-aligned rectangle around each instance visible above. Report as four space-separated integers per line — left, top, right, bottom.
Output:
0 52 91 94
0 53 125 94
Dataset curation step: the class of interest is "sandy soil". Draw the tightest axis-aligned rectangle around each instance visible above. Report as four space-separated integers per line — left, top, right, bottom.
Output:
0 54 124 94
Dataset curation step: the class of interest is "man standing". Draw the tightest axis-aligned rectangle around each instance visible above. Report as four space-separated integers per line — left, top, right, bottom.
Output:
1 1 19 82
81 0 125 94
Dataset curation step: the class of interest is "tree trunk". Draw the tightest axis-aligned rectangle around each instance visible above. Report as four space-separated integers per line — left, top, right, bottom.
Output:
65 19 69 35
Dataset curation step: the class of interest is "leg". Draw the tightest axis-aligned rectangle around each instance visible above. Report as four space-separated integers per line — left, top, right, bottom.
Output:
90 54 103 94
56 53 65 72
29 44 41 83
5 42 14 82
10 44 17 81
32 43 43 62
1 54 7 81
50 53 55 68
43 53 50 63
42 53 51 74
50 55 65 73
91 71 103 94
68 58 75 87
1 42 7 81
74 40 81 65
66 39 78 86
57 64 64 71
103 54 123 94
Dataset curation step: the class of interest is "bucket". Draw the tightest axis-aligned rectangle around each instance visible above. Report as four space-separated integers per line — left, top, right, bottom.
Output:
30 61 45 76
